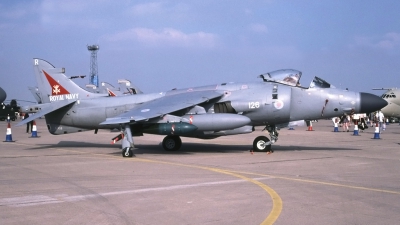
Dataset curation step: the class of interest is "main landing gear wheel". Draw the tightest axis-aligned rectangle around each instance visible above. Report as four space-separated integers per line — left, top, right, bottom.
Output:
162 135 182 151
122 147 134 157
253 136 272 152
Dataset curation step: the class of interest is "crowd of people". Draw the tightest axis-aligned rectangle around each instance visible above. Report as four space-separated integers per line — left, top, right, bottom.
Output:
332 110 386 133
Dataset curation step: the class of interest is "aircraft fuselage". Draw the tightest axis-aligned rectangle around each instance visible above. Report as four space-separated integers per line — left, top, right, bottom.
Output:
45 81 363 136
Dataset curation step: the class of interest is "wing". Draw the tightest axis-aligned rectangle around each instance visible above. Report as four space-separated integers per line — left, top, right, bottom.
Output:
15 100 76 126
100 90 223 125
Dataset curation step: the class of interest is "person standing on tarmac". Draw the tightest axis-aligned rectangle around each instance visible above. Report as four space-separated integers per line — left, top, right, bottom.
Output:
23 113 33 133
377 111 385 132
342 114 349 132
380 111 386 131
352 113 359 130
359 113 368 132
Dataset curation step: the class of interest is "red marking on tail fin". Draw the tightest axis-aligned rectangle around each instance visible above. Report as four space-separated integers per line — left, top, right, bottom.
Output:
43 70 70 95
107 88 117 97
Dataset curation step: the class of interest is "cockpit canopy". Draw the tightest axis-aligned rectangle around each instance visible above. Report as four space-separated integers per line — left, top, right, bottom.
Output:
258 69 302 87
309 76 335 89
258 69 335 89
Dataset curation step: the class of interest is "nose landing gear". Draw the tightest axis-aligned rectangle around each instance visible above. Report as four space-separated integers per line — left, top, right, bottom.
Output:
252 125 278 152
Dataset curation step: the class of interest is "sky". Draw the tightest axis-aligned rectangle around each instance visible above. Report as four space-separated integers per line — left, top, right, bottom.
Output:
1 0 400 104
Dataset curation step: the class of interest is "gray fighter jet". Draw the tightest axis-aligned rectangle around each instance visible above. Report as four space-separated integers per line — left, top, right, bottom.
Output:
18 58 387 157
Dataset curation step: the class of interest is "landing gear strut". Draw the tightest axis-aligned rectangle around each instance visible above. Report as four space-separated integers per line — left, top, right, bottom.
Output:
252 125 278 152
162 135 182 151
121 124 135 157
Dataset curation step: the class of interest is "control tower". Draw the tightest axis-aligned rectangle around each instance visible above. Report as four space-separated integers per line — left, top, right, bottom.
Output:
87 45 99 87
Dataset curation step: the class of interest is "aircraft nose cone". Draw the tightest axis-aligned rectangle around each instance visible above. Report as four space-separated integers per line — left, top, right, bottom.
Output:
0 87 6 103
359 92 388 113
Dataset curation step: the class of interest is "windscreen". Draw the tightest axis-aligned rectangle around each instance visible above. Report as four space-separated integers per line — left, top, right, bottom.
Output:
309 76 335 89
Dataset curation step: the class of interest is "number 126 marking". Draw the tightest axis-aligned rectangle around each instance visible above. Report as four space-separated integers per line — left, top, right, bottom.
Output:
248 102 260 109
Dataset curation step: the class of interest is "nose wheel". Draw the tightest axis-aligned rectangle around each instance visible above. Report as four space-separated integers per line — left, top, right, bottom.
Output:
253 136 272 152
253 125 278 152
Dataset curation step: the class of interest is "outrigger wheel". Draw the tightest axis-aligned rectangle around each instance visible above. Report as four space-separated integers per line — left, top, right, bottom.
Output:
162 135 182 151
122 147 134 157
253 136 273 152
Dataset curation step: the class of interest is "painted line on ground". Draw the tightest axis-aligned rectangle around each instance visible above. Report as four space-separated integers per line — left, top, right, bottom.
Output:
9 142 283 225
0 177 272 207
227 170 400 195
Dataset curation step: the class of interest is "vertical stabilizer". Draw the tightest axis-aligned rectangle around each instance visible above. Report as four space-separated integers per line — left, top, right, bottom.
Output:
33 58 107 103
28 86 42 103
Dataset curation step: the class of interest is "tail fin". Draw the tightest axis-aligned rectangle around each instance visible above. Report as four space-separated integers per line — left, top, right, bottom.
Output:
28 86 43 103
33 58 107 103
118 79 144 95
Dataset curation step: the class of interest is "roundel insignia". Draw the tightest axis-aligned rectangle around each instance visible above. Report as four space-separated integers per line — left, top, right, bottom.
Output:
273 100 284 109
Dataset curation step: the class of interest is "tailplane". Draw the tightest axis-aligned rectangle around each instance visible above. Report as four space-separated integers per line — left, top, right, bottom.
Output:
33 58 107 103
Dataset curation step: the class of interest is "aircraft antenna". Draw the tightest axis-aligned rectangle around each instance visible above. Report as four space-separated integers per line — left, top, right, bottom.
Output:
87 44 100 87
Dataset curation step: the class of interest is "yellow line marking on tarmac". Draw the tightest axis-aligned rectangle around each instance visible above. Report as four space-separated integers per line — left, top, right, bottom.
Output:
10 142 282 225
227 170 400 195
206 168 282 225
